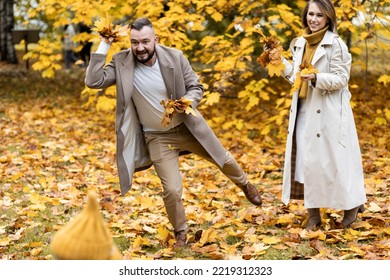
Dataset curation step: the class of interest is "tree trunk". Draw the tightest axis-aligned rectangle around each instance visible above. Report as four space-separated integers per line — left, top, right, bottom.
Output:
345 30 352 49
0 0 18 64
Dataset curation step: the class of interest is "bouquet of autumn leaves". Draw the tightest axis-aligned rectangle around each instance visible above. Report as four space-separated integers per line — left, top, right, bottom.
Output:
291 61 319 93
92 16 129 43
257 30 319 94
160 97 197 127
257 30 286 77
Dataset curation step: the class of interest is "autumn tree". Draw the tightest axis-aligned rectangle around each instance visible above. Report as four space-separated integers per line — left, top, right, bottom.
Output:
0 0 18 64
14 0 390 136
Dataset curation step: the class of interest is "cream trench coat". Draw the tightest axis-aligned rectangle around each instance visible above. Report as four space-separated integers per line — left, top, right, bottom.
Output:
85 45 227 195
281 30 366 209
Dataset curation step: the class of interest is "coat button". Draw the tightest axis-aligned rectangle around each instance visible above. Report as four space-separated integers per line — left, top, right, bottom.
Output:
317 109 321 113
317 133 321 137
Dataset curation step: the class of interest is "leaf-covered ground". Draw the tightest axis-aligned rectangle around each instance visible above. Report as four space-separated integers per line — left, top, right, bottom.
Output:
0 62 389 260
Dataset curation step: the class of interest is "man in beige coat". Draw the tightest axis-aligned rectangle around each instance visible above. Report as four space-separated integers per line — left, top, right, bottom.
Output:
85 17 262 249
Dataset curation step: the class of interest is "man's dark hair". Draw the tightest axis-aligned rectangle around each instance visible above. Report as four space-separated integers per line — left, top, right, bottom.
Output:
130 17 153 31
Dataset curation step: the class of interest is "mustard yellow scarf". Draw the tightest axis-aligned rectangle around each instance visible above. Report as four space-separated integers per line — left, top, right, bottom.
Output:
299 26 328 98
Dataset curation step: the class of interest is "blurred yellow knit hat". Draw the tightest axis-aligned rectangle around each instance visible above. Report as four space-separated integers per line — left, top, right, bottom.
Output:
50 191 122 260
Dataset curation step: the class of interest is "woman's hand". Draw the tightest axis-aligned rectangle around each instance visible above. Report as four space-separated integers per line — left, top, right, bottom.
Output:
300 73 316 82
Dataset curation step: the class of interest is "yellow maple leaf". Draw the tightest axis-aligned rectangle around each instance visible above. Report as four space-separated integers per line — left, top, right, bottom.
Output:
0 237 10 246
378 74 390 86
205 91 220 106
291 71 303 92
199 228 218 246
115 25 130 38
276 214 295 225
184 106 197 116
30 248 43 256
252 243 270 254
93 17 112 32
156 225 171 241
132 236 151 248
267 62 286 77
300 229 326 240
262 236 281 244
137 195 154 210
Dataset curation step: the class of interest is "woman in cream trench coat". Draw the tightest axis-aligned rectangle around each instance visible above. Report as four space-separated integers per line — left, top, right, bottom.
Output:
280 27 366 225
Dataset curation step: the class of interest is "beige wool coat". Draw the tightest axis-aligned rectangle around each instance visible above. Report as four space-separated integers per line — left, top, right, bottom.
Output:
85 45 227 195
281 30 366 209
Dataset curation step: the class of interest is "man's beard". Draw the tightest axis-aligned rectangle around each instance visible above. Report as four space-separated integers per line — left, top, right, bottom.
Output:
134 47 156 64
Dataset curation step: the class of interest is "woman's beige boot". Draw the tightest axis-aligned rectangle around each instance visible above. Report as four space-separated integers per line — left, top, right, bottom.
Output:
305 208 321 230
341 204 365 228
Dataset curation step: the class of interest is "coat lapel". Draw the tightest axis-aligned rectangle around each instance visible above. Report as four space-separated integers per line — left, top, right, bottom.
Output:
312 31 335 66
156 45 176 99
294 31 336 67
294 38 306 73
119 50 135 106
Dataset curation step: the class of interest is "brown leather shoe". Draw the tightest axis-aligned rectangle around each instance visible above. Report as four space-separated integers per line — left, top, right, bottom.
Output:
240 183 262 206
173 232 187 250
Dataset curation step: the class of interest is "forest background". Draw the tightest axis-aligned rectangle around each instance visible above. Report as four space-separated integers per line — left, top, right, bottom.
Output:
0 0 389 260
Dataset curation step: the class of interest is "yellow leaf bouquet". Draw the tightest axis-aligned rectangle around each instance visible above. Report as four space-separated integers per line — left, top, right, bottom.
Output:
291 62 319 93
92 16 129 43
257 30 285 77
160 97 197 127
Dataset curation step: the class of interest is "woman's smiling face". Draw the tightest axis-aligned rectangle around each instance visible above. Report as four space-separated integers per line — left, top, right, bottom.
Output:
306 2 328 32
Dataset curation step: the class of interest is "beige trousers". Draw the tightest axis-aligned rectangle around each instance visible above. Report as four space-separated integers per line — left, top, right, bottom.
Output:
144 123 248 234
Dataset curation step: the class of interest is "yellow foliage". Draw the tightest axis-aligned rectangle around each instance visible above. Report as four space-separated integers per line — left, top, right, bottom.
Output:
378 75 390 86
238 79 270 111
278 4 300 26
206 7 223 22
349 47 363 55
96 96 116 111
204 91 221 106
105 87 117 97
81 87 102 108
